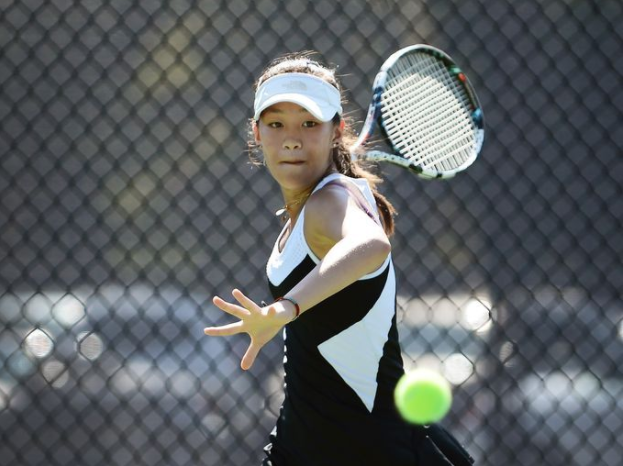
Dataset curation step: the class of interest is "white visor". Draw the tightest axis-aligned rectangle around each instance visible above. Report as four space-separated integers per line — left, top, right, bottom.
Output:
253 73 342 122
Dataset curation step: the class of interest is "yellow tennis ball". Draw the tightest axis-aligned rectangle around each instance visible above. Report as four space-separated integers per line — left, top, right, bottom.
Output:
394 369 452 425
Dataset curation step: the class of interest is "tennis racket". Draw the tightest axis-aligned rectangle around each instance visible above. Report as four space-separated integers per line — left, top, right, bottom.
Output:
351 44 484 179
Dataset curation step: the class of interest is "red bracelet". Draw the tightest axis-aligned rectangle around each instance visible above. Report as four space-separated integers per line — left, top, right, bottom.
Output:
275 297 301 321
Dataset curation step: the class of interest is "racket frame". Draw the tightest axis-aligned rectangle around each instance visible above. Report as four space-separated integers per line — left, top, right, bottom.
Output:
352 44 484 179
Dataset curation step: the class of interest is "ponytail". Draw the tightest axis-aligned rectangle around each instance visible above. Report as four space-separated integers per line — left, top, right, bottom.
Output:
331 116 397 236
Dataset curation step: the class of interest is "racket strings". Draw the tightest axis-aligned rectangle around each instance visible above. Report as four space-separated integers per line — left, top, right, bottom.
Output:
384 55 475 165
386 94 473 168
385 64 474 169
381 53 477 171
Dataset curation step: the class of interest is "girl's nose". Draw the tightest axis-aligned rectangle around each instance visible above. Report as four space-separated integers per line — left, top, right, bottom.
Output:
283 138 302 150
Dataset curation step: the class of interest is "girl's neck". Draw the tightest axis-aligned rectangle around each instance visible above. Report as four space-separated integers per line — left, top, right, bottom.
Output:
277 189 312 223
277 169 339 221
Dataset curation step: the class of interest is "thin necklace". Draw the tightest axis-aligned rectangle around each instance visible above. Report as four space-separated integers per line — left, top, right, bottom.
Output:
275 190 312 220
275 197 306 219
275 167 337 220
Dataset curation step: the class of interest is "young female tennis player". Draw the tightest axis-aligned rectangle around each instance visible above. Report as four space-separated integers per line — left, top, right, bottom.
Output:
204 54 474 466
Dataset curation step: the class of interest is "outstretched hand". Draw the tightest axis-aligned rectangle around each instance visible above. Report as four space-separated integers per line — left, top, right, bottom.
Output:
204 289 295 370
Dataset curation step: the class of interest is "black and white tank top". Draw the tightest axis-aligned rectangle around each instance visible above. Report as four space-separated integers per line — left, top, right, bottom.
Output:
264 173 414 465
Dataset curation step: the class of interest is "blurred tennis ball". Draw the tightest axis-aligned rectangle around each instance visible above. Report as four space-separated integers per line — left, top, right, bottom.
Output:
394 369 452 425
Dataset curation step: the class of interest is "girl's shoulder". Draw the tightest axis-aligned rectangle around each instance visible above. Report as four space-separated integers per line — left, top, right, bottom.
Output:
302 179 356 260
304 173 380 239
312 172 369 194
305 180 352 223
308 173 378 224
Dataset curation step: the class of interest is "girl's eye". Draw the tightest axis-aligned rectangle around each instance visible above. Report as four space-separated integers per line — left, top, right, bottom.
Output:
267 122 283 128
302 121 318 128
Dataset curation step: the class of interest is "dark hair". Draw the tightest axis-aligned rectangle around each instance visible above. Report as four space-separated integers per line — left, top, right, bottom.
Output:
250 52 396 236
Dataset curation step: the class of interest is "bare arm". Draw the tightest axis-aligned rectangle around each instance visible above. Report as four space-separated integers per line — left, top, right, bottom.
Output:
204 185 391 370
290 185 391 314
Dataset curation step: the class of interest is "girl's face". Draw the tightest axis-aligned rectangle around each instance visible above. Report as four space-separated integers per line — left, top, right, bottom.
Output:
254 102 342 195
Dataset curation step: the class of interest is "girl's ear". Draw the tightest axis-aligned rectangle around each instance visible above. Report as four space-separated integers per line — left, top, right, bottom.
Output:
252 120 261 145
332 119 345 146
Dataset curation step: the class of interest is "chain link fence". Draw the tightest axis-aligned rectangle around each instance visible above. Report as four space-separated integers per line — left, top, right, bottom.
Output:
1 0 622 465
